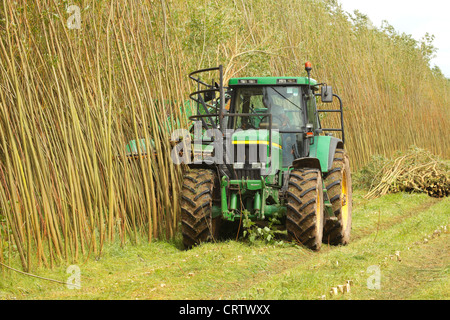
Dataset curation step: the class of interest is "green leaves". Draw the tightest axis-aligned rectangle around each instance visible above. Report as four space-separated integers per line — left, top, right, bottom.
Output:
242 210 283 245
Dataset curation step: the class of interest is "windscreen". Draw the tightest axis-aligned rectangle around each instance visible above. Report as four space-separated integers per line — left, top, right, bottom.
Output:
229 86 305 130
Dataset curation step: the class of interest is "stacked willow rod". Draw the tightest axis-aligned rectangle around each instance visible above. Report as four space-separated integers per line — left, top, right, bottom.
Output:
365 148 450 199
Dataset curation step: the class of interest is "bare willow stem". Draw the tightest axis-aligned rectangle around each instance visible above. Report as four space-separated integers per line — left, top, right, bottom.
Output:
0 261 80 288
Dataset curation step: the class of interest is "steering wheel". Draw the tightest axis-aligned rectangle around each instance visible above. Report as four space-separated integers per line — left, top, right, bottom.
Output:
241 120 257 130
258 114 290 128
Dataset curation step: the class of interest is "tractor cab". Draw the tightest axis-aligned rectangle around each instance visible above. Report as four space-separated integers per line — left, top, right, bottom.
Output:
226 78 319 167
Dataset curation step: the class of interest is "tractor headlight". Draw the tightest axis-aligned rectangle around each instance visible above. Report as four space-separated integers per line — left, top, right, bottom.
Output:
238 79 258 84
251 163 263 169
277 79 297 84
233 162 244 169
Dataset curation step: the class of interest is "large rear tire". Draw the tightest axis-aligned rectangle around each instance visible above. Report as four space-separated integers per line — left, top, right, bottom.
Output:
181 169 220 249
323 149 352 245
286 169 324 251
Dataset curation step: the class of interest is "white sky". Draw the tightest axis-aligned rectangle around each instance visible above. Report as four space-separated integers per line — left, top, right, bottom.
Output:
338 0 450 78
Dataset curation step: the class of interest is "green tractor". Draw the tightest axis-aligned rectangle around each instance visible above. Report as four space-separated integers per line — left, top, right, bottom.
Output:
178 63 351 251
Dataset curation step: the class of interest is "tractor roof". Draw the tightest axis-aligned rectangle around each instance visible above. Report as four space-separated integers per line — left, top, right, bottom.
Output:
228 77 318 87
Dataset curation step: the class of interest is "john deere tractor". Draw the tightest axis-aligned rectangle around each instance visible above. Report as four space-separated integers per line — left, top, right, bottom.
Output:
179 63 352 251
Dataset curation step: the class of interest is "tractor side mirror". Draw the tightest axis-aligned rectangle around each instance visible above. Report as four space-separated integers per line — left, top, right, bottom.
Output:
204 81 219 102
204 90 214 102
321 86 333 103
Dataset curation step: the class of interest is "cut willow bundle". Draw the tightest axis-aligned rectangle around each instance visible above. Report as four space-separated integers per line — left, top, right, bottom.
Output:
365 148 450 199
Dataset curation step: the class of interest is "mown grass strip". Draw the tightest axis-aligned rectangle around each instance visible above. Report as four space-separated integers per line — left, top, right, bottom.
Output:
1 192 447 300
226 196 449 300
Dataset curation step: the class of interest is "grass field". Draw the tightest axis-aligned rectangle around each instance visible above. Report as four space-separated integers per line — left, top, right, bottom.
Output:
1 190 448 300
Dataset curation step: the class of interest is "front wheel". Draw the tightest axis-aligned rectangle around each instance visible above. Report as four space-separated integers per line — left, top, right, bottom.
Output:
286 169 324 251
323 149 352 245
180 169 220 249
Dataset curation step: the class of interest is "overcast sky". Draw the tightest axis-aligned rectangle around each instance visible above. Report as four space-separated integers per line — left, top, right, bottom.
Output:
338 0 450 78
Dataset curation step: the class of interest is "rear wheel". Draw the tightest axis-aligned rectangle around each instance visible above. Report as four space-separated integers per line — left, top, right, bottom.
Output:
323 149 352 245
286 169 324 251
181 169 220 249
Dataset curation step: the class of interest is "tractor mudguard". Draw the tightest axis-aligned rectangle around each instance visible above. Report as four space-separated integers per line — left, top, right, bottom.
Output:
308 136 343 173
292 157 321 171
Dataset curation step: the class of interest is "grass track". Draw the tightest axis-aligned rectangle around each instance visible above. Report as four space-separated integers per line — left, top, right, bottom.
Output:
0 191 448 300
